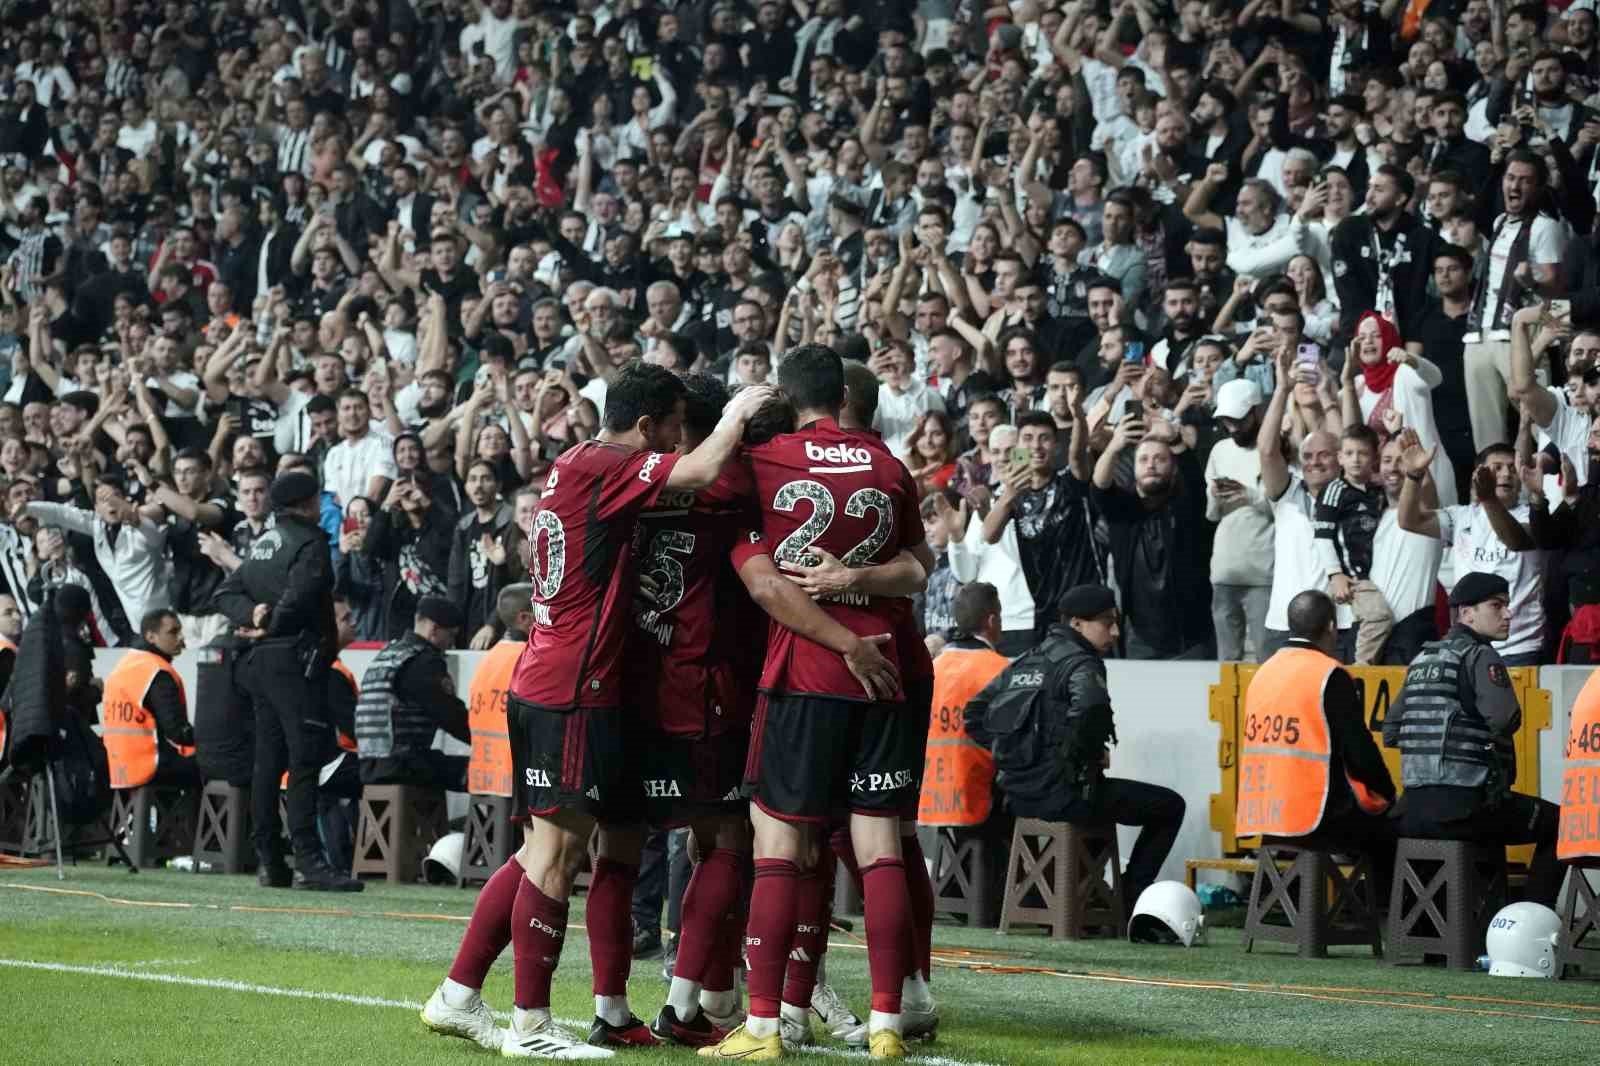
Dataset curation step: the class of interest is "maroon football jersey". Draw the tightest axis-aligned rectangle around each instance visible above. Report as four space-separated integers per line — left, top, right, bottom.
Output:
627 465 755 737
843 426 934 685
509 440 680 711
741 417 923 701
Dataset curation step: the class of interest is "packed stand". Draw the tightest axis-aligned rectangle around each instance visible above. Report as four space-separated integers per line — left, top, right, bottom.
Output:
0 0 1598 666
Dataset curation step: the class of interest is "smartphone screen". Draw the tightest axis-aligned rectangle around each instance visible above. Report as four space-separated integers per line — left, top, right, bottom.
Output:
1123 340 1147 364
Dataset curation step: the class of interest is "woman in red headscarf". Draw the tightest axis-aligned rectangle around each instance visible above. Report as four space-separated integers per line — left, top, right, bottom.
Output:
1342 310 1458 505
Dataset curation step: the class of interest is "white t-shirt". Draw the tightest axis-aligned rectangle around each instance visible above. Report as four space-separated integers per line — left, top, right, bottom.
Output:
1534 385 1591 499
874 380 946 460
324 431 397 508
1371 508 1442 619
1481 215 1566 327
1266 477 1353 631
1437 502 1545 657
1204 438 1274 587
144 371 201 418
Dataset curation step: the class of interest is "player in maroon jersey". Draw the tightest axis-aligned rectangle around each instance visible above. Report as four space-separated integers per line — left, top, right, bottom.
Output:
625 374 758 1049
420 362 772 1061
702 345 927 1062
641 378 914 1049
770 360 942 1049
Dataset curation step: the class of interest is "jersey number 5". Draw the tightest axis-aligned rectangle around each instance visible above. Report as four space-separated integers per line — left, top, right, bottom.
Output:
772 479 893 568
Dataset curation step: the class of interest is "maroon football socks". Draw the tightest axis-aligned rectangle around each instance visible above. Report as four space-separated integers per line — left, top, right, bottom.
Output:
446 854 523 990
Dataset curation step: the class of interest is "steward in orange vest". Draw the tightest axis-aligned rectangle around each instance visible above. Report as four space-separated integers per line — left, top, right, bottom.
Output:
1559 666 1600 864
1237 590 1396 879
919 584 1010 827
101 609 198 789
468 632 522 800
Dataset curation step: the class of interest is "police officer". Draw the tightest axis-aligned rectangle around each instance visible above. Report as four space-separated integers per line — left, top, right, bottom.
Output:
965 584 1187 909
1385 572 1561 907
354 595 472 790
213 471 361 892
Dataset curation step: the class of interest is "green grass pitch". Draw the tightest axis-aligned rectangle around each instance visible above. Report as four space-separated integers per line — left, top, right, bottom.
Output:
0 864 1595 1065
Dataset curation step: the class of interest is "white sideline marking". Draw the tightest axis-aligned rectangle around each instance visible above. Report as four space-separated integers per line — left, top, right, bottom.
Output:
0 959 992 1066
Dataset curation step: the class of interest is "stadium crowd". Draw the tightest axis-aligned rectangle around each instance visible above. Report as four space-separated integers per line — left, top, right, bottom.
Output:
5 0 1600 670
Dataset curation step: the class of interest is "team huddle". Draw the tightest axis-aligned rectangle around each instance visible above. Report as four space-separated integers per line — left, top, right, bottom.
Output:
420 347 938 1060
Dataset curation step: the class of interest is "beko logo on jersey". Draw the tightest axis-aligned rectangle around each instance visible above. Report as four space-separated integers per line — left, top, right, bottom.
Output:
804 441 872 466
638 453 664 483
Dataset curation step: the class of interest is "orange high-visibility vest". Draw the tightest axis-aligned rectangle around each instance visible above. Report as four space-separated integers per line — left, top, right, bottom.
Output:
102 650 193 790
919 644 1009 827
1559 669 1600 860
1238 646 1340 838
0 634 14 757
467 641 520 798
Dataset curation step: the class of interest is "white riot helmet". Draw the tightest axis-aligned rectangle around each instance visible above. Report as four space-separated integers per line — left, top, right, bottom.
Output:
422 831 465 884
1485 902 1562 978
1129 881 1205 946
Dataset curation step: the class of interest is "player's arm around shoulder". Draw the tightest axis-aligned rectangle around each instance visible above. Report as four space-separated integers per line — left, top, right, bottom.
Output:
666 385 777 490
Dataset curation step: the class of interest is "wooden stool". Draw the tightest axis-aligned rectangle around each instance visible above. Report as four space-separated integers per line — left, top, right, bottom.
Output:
459 794 516 887
931 827 999 927
999 818 1124 939
1386 837 1506 969
1559 859 1600 978
1243 840 1382 958
192 781 253 875
110 784 199 868
351 784 448 883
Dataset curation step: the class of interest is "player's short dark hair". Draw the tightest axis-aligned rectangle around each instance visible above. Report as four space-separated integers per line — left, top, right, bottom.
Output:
777 344 845 412
1432 90 1468 112
682 373 729 438
306 394 337 416
744 393 797 445
951 581 1001 636
1287 590 1335 641
603 361 688 433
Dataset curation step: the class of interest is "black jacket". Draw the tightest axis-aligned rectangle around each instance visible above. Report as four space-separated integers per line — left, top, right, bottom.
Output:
1564 233 1600 331
964 625 1112 814
1091 450 1215 658
446 503 515 643
1329 212 1444 345
212 510 337 658
362 503 453 639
